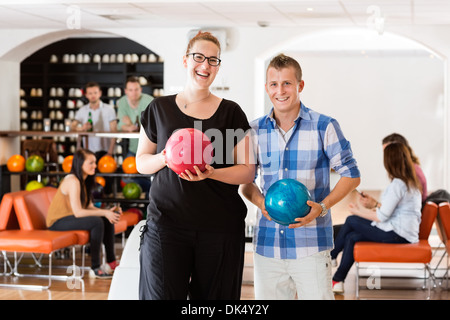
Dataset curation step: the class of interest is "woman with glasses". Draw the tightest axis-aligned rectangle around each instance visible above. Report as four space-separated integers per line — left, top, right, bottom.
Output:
136 31 255 300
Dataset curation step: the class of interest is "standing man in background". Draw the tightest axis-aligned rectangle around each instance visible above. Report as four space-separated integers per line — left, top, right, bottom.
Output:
117 76 154 195
71 81 117 157
117 76 154 156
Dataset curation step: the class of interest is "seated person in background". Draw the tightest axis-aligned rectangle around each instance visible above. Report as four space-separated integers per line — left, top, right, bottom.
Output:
334 132 427 240
46 148 122 278
381 133 427 202
330 142 422 294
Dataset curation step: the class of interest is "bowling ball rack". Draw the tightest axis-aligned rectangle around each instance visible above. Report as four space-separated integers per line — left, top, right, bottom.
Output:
0 166 152 205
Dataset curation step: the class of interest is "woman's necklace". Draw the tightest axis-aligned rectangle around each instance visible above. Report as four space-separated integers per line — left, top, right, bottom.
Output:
183 91 211 109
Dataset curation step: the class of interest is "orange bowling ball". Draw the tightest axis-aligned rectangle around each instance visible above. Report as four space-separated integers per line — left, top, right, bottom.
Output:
95 176 106 187
62 155 73 173
98 155 117 173
122 156 138 174
7 154 25 172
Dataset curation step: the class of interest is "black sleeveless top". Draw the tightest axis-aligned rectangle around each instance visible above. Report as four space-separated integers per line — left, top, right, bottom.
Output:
140 94 250 232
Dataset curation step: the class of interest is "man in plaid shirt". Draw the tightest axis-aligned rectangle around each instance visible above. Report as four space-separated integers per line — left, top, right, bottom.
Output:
241 54 360 299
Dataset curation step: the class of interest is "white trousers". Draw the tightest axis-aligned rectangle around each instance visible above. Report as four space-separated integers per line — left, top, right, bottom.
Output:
253 250 334 300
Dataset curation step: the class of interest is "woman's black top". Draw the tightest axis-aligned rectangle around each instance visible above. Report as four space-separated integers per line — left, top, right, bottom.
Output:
141 94 250 233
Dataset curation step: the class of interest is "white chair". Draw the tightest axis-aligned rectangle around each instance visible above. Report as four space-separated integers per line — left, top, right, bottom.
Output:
108 220 145 300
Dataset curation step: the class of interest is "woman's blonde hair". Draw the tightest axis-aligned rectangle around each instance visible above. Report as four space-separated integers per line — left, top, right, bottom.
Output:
185 31 221 56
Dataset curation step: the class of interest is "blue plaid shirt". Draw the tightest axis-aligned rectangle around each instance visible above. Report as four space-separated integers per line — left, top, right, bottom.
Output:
250 103 360 259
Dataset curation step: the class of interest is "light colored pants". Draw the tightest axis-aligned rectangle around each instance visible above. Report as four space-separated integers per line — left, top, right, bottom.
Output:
253 250 334 300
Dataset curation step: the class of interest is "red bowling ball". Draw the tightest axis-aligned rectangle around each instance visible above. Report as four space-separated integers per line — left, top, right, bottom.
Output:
165 128 213 175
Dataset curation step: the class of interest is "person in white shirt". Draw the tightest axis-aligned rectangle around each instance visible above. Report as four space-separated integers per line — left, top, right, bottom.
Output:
330 142 422 293
71 82 118 156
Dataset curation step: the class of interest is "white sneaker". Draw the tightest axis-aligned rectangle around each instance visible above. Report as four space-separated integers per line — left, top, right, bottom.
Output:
102 263 113 274
332 281 344 294
89 267 112 279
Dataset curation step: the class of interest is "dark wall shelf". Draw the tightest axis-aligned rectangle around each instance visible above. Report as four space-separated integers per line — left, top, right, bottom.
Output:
20 37 164 165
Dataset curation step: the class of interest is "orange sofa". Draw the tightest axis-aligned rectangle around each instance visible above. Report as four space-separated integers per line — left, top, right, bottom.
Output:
0 188 81 289
0 185 139 289
353 201 438 299
0 190 24 230
13 186 130 240
13 187 90 245
437 202 450 288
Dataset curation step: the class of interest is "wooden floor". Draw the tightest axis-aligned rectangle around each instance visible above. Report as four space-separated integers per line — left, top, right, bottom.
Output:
0 190 448 300
0 248 448 300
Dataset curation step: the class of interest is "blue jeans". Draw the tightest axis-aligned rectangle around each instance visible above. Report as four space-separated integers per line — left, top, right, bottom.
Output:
331 215 409 282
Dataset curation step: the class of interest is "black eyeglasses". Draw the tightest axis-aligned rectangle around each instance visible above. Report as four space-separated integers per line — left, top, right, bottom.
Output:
187 53 221 66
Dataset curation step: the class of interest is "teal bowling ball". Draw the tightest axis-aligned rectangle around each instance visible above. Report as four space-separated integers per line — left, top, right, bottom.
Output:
264 179 311 226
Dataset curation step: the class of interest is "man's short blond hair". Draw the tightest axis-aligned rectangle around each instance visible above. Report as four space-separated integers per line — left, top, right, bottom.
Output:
267 53 302 82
